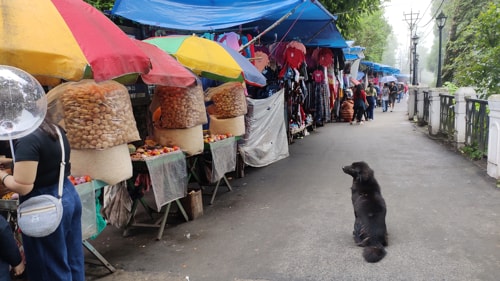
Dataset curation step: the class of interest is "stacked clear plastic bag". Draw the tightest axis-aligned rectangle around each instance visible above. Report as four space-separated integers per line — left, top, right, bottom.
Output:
47 79 140 149
205 82 247 118
153 84 207 129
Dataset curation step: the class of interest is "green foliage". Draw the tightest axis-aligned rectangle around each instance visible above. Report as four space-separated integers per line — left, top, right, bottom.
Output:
443 82 459 94
84 0 114 11
349 10 392 62
451 2 499 98
460 143 485 161
321 0 383 39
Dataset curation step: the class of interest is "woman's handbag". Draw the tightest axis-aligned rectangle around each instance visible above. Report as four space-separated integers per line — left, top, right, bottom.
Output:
17 126 66 237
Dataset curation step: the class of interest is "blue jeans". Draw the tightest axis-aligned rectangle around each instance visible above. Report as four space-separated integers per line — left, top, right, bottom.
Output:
21 178 84 281
366 96 376 120
382 99 388 112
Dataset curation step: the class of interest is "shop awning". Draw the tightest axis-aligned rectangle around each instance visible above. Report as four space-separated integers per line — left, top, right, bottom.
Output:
361 61 400 75
110 0 347 48
343 45 365 61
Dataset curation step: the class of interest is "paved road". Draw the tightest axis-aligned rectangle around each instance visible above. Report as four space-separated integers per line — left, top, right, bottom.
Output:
86 101 500 281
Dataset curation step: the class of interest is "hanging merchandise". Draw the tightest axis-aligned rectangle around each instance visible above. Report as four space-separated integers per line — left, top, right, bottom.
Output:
268 42 287 67
253 51 269 72
217 32 240 50
318 48 334 67
284 44 306 69
287 41 306 54
246 34 255 59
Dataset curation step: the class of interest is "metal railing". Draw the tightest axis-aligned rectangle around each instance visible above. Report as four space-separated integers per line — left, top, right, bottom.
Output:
465 97 489 155
422 91 430 125
439 94 455 141
413 89 418 120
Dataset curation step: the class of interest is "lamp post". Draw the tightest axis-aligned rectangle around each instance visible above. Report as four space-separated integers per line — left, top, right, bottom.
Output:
412 34 419 85
435 11 447 87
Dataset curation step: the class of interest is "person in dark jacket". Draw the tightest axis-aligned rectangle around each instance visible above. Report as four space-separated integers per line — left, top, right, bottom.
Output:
389 81 398 112
0 215 24 281
351 84 368 125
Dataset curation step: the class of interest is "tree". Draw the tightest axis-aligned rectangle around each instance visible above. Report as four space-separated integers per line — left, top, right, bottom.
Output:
321 0 384 39
84 0 114 11
451 2 500 97
350 10 393 63
441 0 488 84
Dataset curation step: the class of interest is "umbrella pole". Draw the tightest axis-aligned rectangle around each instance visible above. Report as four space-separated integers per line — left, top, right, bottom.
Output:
9 138 15 163
238 2 306 52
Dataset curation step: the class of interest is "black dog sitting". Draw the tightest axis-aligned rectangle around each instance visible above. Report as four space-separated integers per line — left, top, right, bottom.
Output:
342 161 388 263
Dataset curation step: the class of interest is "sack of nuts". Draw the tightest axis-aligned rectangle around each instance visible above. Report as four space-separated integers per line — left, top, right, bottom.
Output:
154 84 207 129
205 82 247 119
48 80 141 149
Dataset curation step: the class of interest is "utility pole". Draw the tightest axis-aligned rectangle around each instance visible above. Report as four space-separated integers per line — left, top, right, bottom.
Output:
403 10 420 79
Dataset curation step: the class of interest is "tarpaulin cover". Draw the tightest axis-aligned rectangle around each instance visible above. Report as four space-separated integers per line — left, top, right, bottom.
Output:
239 89 289 167
143 150 188 211
205 137 237 183
111 0 347 48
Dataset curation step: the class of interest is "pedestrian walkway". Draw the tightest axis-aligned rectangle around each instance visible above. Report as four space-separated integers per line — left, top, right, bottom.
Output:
87 101 500 281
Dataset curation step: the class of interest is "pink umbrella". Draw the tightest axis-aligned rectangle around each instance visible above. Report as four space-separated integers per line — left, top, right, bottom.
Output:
134 40 197 87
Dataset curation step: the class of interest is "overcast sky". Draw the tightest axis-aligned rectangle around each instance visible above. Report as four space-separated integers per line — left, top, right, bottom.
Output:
384 0 435 51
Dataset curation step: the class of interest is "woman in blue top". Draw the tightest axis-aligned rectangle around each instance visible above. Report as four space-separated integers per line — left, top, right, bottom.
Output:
0 118 84 281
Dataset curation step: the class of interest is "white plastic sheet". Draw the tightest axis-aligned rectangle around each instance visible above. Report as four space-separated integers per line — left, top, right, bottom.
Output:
239 89 289 167
144 150 188 211
205 137 237 182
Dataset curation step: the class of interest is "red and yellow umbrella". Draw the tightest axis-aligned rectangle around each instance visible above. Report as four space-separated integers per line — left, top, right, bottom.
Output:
144 35 267 87
0 0 151 86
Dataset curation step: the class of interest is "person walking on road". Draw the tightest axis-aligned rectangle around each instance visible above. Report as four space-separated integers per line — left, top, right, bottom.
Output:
365 83 377 120
381 83 390 112
389 81 398 112
351 84 368 125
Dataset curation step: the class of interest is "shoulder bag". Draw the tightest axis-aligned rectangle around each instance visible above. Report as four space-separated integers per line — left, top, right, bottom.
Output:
17 126 66 237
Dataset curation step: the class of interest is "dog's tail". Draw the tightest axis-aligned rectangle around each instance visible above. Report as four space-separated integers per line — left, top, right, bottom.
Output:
362 243 386 263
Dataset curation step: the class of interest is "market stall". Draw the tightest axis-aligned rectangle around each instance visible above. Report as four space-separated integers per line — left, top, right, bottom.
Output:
125 149 188 240
199 135 237 205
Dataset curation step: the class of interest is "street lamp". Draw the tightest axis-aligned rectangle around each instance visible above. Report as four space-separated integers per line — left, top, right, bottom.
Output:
412 34 419 85
435 11 447 87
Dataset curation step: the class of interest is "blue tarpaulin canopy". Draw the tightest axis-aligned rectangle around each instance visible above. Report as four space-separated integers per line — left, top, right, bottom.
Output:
360 61 400 75
343 45 365 61
111 0 347 48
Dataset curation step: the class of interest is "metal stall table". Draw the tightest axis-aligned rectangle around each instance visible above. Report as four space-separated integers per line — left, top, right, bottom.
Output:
125 150 189 240
200 136 237 204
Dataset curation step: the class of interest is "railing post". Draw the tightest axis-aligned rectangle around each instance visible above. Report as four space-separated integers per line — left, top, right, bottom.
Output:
487 95 500 179
428 88 447 136
417 86 429 125
408 86 417 121
454 87 476 148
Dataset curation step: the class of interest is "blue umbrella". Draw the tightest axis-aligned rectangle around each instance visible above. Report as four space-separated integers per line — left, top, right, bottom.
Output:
380 75 398 83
